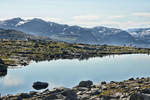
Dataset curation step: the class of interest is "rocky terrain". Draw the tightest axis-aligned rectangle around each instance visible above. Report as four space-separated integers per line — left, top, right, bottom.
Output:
1 77 150 100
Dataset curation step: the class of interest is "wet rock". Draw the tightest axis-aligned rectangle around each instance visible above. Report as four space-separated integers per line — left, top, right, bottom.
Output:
78 80 93 88
32 81 48 90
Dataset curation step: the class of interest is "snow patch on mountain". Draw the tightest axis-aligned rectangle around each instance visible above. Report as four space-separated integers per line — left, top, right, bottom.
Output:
16 20 29 26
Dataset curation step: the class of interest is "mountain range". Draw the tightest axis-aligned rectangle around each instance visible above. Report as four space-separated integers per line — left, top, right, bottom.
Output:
0 17 150 47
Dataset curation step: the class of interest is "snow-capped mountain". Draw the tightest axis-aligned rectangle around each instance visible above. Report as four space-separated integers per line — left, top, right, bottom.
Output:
0 17 149 47
91 26 135 45
128 28 150 43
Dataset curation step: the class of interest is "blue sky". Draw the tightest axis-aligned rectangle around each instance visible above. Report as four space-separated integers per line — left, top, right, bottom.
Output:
0 0 150 29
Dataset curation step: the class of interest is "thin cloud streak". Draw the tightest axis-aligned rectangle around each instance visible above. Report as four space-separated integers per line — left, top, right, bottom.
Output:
132 12 150 17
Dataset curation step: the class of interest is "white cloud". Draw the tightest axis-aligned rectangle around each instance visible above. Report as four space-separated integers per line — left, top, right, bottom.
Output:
99 21 150 29
1 75 24 87
23 17 61 22
108 15 125 19
72 15 100 21
132 12 150 17
0 17 61 23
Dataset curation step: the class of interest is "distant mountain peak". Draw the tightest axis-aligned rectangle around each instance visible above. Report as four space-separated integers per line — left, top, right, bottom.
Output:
5 17 24 22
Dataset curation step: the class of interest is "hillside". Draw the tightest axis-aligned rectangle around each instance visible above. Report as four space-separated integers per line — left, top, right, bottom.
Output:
0 28 50 40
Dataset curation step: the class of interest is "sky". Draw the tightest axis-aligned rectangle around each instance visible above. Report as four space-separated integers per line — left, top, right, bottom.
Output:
0 0 150 29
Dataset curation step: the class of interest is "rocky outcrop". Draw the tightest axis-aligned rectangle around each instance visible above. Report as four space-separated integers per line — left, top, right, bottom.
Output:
1 77 150 100
0 59 7 77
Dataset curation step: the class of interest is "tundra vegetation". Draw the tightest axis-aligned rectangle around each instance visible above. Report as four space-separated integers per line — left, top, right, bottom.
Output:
0 39 150 66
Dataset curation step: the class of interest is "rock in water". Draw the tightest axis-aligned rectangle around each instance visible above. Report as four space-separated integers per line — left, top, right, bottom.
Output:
32 81 48 90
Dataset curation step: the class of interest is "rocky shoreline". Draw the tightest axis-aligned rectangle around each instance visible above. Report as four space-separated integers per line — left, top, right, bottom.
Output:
1 77 150 100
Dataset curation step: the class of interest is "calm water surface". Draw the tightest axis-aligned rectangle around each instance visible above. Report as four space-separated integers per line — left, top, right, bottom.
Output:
0 54 150 95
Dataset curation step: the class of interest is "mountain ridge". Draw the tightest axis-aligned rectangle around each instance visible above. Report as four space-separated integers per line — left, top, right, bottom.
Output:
0 17 150 47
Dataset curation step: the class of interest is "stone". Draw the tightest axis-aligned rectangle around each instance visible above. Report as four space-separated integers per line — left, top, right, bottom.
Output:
61 88 77 100
101 81 107 85
19 93 31 98
129 78 134 81
78 94 90 100
137 80 144 84
32 81 48 90
44 94 58 100
29 91 38 96
101 85 107 90
129 93 150 100
78 80 93 87
77 87 89 91
90 88 101 95
0 59 4 64
141 88 150 94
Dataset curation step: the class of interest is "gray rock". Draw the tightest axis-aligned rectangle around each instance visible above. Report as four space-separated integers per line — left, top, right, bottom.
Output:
129 78 134 81
19 93 31 98
44 94 58 100
90 88 101 95
101 85 107 90
76 87 89 91
141 88 150 94
29 91 38 96
78 80 93 87
137 80 144 84
61 88 77 100
78 94 90 100
129 93 150 100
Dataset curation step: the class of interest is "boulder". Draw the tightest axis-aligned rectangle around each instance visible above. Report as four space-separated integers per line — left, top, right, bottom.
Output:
78 80 93 87
129 78 134 81
129 93 150 100
0 59 4 64
19 93 31 98
141 88 150 94
44 94 58 100
32 81 48 90
61 88 77 100
101 81 107 85
0 61 7 77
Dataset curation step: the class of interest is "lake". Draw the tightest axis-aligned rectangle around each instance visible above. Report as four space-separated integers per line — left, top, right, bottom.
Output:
0 54 150 96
